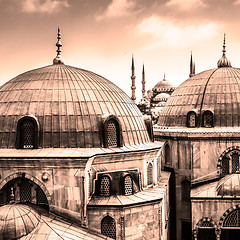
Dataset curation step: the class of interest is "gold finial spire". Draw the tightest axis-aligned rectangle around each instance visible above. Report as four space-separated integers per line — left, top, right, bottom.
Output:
217 33 231 68
53 27 65 64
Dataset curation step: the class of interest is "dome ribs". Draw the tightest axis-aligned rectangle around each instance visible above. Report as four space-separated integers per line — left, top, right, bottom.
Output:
0 64 150 148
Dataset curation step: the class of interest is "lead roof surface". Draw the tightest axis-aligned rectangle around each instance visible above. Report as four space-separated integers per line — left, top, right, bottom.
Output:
0 64 150 148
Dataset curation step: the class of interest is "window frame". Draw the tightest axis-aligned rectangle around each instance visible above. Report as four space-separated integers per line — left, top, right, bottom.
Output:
16 116 39 149
102 115 123 148
187 111 197 128
202 110 214 127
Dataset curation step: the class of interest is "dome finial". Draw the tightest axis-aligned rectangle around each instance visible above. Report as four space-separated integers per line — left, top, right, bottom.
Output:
53 27 65 64
217 33 231 68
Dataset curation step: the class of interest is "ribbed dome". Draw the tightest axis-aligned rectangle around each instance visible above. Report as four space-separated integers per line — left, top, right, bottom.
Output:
0 204 40 240
158 67 240 128
0 64 150 148
153 78 175 92
217 174 240 196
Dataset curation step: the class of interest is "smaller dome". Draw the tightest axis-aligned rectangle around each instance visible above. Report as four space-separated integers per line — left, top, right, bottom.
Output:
153 75 175 93
217 174 240 196
153 93 170 102
0 204 40 240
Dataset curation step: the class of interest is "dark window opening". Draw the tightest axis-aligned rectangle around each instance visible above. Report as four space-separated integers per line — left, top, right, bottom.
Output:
106 119 119 147
187 111 197 127
101 216 116 239
147 163 153 185
124 175 133 195
100 176 111 196
202 111 213 127
165 144 170 165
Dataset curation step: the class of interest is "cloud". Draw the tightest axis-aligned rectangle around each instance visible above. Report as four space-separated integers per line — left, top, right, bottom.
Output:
166 0 206 11
21 0 69 14
135 16 219 49
96 0 136 20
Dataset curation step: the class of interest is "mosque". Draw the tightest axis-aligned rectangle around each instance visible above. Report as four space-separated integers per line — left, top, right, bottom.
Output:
155 35 240 240
0 29 171 240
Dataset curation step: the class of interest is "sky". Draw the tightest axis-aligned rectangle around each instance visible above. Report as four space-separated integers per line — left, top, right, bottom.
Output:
0 0 240 101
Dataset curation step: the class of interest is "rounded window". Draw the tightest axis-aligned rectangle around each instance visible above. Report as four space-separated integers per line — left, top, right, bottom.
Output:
101 216 116 239
100 176 111 196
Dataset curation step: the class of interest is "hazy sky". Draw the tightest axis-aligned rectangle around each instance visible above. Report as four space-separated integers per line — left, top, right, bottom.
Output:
0 0 240 100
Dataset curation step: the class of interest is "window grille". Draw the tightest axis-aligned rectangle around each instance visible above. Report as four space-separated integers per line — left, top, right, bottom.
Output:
100 176 111 196
188 112 196 127
139 172 142 190
147 163 153 185
101 216 116 239
20 180 31 202
181 179 190 202
165 144 170 165
124 175 133 195
222 156 229 176
203 111 213 127
224 209 240 227
36 187 48 205
201 221 214 227
106 119 118 147
232 152 239 173
21 120 34 148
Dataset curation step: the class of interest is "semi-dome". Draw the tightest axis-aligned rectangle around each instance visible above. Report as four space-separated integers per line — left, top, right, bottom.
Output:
0 204 40 239
0 31 150 148
158 38 240 129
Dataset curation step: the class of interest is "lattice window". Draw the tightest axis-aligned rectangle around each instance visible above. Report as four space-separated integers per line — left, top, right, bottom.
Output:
139 172 142 190
224 209 240 227
222 156 229 176
188 112 196 127
101 216 116 239
232 152 239 173
124 175 133 195
202 111 213 127
147 163 153 185
20 180 31 202
100 176 111 196
165 144 170 165
181 179 190 202
201 221 214 227
21 120 34 148
106 120 119 147
36 187 48 205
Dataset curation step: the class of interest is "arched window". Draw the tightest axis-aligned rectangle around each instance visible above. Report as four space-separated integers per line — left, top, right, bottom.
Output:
221 151 240 176
165 144 170 165
100 176 111 196
222 156 230 176
224 208 240 227
181 179 190 202
17 117 38 149
101 216 116 239
124 175 133 195
147 162 153 185
187 111 197 127
202 110 213 127
106 119 120 147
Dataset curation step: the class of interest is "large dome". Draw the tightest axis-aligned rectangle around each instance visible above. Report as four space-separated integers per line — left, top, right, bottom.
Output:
0 64 150 148
158 66 240 128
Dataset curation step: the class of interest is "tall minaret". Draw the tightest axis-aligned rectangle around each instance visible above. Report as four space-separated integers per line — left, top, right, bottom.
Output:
189 52 195 77
142 64 146 99
131 55 136 102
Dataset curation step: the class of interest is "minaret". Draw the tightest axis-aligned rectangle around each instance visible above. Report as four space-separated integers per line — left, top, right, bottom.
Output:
142 64 146 99
131 55 136 103
189 52 195 77
53 27 65 64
